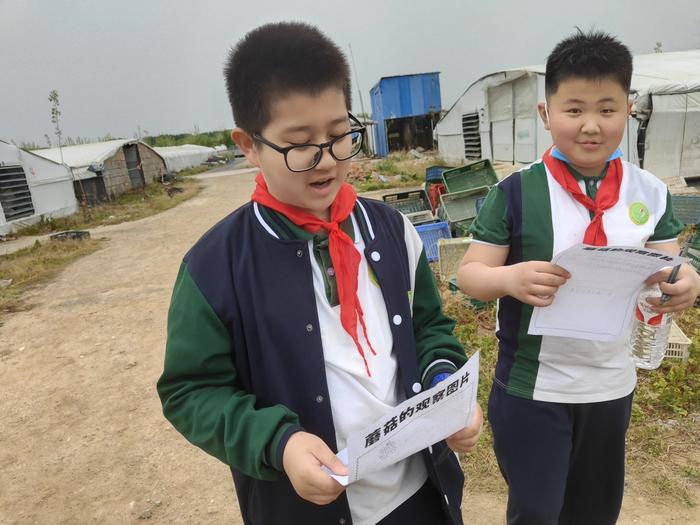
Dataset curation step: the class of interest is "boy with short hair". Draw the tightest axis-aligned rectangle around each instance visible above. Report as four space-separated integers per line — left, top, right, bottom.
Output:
157 22 482 525
458 30 700 525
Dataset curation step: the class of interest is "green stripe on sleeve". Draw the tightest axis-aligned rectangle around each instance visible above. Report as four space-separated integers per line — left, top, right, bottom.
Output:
157 263 301 480
412 249 467 380
648 190 685 242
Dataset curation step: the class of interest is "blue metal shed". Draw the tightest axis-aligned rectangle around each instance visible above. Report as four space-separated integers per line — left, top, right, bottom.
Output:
370 72 442 157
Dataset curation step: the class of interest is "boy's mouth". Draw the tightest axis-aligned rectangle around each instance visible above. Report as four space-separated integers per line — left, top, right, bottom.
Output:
309 177 334 189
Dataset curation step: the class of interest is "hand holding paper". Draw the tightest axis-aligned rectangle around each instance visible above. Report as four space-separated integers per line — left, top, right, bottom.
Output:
528 245 687 341
502 261 571 307
446 403 483 453
325 353 480 486
282 431 347 505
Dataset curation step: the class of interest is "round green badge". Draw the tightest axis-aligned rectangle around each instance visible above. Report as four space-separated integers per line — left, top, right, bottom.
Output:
629 202 650 225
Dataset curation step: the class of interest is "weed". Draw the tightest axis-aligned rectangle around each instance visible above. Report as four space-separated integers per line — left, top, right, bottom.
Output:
0 238 104 320
14 179 201 237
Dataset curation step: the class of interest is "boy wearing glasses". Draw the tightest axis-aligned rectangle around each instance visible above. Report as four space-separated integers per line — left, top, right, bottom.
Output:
157 22 482 525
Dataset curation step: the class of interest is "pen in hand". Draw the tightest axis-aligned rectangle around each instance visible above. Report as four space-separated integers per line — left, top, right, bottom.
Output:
658 234 694 305
659 264 680 305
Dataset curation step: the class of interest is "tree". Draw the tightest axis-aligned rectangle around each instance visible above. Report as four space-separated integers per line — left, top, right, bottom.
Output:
20 140 41 150
48 90 64 163
654 41 663 53
44 133 52 148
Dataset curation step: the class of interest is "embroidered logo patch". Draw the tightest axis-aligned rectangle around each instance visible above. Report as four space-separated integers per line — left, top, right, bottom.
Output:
629 202 650 225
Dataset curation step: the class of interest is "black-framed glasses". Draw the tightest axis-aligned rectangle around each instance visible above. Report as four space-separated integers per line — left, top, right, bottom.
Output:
253 113 366 172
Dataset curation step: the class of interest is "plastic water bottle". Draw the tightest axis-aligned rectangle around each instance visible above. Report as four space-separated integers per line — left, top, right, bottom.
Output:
629 284 672 370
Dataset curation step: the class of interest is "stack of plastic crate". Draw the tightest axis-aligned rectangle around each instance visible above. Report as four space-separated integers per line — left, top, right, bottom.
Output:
382 189 435 225
415 221 451 262
424 165 453 213
437 159 498 236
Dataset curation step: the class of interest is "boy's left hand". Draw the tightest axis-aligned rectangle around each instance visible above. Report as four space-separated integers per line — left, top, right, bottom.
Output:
645 263 700 314
446 403 483 453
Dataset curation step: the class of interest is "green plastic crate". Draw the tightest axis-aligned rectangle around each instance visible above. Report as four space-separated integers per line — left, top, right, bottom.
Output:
454 219 474 237
671 195 700 226
382 190 431 215
437 185 490 225
442 159 498 193
688 231 700 273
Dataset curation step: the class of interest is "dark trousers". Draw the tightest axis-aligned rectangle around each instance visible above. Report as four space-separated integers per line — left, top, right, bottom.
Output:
377 480 450 525
488 384 633 525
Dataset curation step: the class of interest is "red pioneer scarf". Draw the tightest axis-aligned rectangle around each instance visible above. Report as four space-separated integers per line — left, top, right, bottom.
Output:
542 147 623 246
251 173 376 376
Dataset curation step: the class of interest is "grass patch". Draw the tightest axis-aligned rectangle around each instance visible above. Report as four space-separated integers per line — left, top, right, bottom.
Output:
0 238 104 322
626 304 700 505
350 151 447 193
440 290 507 495
15 178 202 237
176 165 215 177
438 281 700 504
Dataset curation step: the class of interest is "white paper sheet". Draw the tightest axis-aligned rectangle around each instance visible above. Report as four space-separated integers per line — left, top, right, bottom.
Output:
528 245 686 341
325 353 480 486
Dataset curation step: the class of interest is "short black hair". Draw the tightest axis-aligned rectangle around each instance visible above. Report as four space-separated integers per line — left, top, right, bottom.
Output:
224 22 352 134
545 29 632 99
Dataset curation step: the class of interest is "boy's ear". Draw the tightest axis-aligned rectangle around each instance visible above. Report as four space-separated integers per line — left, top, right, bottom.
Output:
627 98 633 116
537 102 550 130
231 128 261 167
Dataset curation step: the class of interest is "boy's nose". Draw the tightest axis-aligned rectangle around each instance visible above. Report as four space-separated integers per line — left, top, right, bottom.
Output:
316 146 337 170
580 115 601 134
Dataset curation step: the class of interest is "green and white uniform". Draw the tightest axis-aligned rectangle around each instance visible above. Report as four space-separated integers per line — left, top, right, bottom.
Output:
471 159 684 403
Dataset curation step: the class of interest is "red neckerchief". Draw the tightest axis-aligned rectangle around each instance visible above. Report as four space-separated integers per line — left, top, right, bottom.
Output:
251 172 376 376
542 147 623 246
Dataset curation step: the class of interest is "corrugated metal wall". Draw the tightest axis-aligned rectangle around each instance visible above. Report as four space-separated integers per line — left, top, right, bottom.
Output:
370 72 442 157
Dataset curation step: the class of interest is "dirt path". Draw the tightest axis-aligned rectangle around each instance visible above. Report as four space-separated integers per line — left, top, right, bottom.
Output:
1 168 697 524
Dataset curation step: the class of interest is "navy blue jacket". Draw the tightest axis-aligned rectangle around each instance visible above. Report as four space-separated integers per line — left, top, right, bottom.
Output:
158 198 466 524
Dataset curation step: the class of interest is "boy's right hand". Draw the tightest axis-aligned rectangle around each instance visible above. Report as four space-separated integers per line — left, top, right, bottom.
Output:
282 431 348 505
504 261 571 307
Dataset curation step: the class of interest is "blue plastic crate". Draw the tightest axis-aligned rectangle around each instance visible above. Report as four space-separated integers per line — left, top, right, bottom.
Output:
425 165 455 183
415 221 452 262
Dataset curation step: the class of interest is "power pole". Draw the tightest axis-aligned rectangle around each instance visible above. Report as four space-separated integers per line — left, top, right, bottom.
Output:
348 43 367 118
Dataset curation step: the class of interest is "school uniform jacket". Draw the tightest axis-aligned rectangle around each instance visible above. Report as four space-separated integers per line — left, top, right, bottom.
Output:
157 197 468 524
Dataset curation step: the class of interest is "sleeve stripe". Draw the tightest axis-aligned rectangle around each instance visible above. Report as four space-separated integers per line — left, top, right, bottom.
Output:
646 238 678 244
470 239 510 248
421 359 459 383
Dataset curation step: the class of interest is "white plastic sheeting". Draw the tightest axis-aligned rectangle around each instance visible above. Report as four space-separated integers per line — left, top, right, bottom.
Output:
491 121 514 163
514 75 538 163
488 83 514 162
436 50 700 188
488 83 513 122
644 91 700 187
0 140 78 233
514 75 538 119
33 139 162 180
681 92 700 184
643 94 687 185
153 144 216 173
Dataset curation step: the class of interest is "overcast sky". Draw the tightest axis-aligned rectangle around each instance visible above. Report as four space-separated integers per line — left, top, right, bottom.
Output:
2 0 699 146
